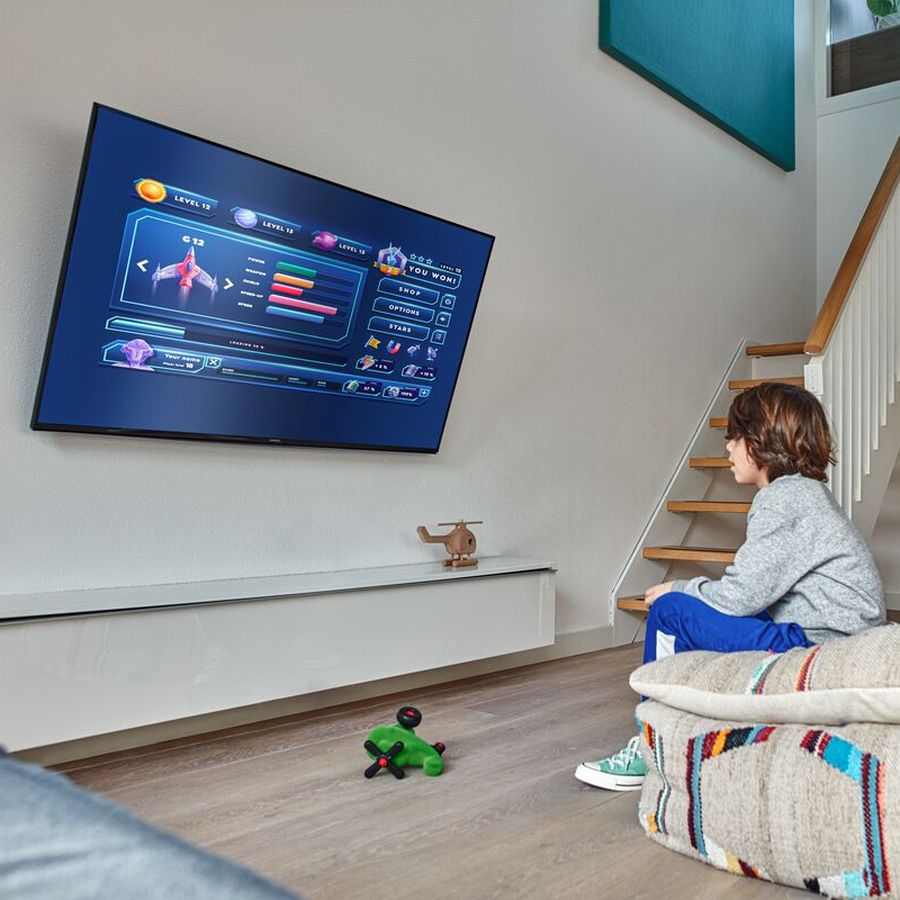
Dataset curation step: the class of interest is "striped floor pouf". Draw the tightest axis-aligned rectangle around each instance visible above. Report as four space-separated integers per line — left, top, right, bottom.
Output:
637 699 900 898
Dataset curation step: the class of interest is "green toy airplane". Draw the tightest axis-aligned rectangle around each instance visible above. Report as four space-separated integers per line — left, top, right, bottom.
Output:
364 707 446 778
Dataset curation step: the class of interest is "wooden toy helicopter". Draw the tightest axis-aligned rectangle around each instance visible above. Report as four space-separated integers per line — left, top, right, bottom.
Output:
417 520 482 568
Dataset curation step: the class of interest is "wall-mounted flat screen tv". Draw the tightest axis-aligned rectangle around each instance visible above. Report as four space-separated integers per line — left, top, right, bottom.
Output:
32 105 493 452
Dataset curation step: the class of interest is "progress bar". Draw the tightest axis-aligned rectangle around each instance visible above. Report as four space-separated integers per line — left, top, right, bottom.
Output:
266 305 324 324
267 295 338 316
276 261 317 279
270 283 303 297
273 272 314 290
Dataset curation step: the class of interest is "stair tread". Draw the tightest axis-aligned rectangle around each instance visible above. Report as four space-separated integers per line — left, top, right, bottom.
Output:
729 377 805 390
644 546 737 562
668 500 751 513
690 457 732 468
746 341 807 357
618 596 647 613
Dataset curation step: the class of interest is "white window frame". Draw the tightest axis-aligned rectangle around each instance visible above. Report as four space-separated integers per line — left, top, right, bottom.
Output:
816 0 900 117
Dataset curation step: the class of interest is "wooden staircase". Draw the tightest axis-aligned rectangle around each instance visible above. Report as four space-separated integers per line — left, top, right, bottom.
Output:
613 138 900 627
616 342 806 616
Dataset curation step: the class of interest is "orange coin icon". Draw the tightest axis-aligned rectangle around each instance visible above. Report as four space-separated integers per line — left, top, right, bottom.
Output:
135 179 166 203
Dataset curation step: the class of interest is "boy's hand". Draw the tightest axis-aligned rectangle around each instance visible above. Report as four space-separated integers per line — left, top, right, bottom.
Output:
644 582 675 607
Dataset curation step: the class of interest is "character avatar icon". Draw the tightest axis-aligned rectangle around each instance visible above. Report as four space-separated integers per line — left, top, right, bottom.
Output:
377 243 407 276
114 338 155 370
152 246 218 296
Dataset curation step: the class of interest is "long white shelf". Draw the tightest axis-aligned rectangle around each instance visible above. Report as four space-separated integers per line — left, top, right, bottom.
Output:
2 556 556 752
0 556 555 622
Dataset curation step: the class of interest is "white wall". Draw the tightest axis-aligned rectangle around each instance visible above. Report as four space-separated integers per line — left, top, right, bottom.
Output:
817 94 900 301
0 1 816 642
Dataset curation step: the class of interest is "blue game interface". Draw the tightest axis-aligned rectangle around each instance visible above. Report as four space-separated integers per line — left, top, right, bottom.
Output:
33 106 493 452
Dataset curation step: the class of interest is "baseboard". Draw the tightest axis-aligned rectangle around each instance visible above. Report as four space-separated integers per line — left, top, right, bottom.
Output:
13 625 616 766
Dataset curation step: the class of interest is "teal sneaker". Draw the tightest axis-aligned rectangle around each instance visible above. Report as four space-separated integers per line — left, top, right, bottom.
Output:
575 735 647 791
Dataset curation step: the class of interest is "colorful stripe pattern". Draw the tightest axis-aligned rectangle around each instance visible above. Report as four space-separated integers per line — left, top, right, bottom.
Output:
641 721 671 835
794 645 822 692
686 726 776 857
746 653 780 695
800 730 891 897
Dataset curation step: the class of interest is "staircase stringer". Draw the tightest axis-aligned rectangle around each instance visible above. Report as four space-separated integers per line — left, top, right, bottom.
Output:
610 339 753 643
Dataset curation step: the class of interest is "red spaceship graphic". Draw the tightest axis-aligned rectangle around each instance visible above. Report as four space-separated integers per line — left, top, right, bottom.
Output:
151 246 218 295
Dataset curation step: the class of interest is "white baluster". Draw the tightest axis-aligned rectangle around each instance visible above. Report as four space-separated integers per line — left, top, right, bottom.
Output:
832 328 844 510
878 227 887 429
857 258 878 475
824 350 835 490
889 197 897 406
852 283 862 502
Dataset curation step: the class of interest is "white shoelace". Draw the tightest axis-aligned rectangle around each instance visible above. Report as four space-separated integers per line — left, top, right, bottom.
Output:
605 734 641 767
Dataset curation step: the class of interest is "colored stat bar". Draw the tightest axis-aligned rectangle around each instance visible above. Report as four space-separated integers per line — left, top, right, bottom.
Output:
266 261 338 324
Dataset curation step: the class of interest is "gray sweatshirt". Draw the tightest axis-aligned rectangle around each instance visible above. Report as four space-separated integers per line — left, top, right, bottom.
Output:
672 473 885 643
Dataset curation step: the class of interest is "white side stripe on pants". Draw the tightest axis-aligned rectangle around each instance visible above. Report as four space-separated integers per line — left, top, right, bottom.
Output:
656 630 676 660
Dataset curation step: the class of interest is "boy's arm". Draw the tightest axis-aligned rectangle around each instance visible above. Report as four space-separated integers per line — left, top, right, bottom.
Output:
671 503 807 616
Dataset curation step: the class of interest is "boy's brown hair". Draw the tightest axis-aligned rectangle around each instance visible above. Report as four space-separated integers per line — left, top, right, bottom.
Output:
726 383 835 482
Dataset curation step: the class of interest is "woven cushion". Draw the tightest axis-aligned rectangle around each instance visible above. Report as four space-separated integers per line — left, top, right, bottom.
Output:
630 623 900 725
637 699 900 897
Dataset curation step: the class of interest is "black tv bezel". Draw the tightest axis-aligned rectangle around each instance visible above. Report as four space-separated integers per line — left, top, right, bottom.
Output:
30 103 494 454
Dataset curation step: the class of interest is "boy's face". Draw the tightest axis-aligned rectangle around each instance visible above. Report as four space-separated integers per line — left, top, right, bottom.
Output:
726 436 769 488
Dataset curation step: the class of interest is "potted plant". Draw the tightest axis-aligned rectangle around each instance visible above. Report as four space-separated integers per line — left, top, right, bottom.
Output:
868 0 900 29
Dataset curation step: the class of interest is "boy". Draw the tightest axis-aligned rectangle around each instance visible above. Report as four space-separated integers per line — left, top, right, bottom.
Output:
575 383 886 791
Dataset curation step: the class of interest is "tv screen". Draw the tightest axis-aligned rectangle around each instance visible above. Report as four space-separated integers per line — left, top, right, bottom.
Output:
32 105 493 452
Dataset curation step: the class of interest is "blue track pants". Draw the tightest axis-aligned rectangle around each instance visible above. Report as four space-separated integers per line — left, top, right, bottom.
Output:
643 592 813 667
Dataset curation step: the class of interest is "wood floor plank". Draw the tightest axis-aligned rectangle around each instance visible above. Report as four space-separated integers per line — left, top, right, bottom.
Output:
59 643 805 898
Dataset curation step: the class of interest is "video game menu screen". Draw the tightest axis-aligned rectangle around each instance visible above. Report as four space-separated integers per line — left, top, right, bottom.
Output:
32 105 494 452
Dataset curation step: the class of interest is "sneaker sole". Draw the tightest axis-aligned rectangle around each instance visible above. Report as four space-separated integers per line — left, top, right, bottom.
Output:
574 763 644 791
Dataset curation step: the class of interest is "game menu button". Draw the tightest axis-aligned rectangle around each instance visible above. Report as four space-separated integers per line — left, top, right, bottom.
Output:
231 208 302 241
134 179 218 217
333 237 371 259
367 316 431 342
383 385 419 401
356 357 394 373
372 297 435 323
378 278 440 305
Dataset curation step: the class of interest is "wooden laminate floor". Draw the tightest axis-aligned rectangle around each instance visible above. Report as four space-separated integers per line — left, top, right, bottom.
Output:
59 644 804 899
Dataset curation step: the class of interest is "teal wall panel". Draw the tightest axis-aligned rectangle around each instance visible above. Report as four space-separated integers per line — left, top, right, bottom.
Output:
599 0 795 171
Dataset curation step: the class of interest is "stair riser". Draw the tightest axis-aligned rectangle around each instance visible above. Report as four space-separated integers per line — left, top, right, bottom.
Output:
749 354 808 381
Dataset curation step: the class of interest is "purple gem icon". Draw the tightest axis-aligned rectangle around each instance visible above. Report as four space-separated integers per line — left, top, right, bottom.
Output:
115 338 155 370
312 231 338 251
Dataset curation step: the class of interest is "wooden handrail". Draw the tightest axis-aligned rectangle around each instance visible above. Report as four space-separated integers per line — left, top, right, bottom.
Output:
806 136 900 355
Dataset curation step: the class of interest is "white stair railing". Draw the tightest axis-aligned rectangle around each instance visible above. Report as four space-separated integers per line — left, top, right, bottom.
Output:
805 139 900 540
